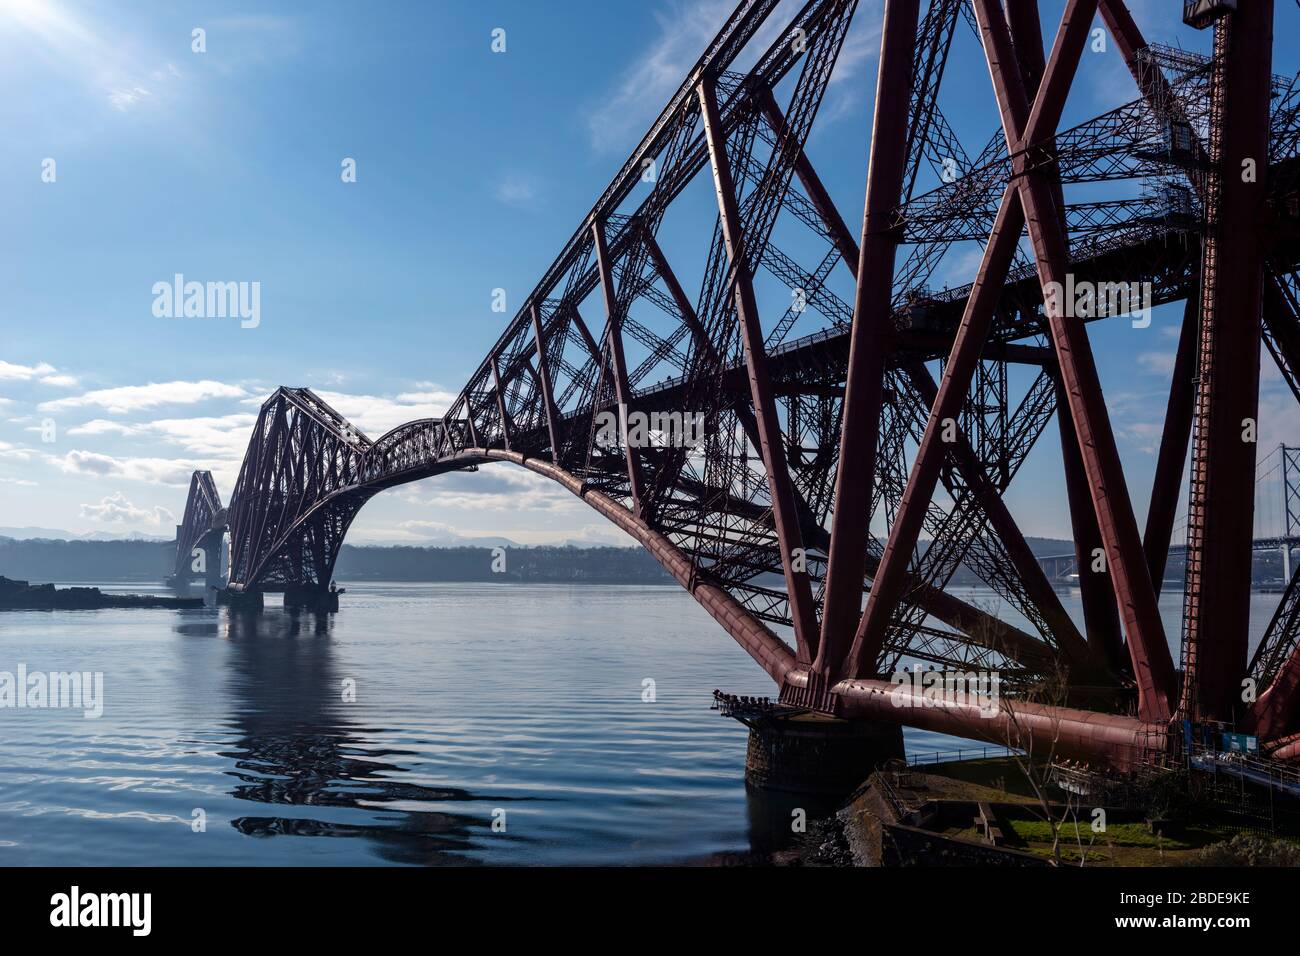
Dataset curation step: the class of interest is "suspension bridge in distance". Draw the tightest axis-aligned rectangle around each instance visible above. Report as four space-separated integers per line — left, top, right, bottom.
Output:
169 0 1300 785
1037 444 1300 586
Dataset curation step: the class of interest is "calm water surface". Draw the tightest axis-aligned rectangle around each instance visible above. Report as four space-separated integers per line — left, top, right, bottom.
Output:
0 582 1283 865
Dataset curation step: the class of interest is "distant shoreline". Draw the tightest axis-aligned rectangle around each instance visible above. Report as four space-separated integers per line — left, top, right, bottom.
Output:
3 535 1292 589
0 536 675 586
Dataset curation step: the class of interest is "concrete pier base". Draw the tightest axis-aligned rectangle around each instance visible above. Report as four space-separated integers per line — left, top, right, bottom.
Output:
216 588 264 612
744 713 905 797
283 586 340 613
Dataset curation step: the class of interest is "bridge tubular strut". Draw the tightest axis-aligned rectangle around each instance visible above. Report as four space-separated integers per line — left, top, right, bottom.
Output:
528 303 564 465
817 0 921 682
698 75 821 664
975 0 1175 721
592 219 649 516
832 678 1165 770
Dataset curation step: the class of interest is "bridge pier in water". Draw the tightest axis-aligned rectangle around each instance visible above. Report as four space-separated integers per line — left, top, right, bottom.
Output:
283 585 341 613
215 588 264 612
733 706 904 797
164 529 225 603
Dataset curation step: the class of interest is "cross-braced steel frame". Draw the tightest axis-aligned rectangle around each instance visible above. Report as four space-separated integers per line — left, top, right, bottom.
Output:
170 470 226 583
176 0 1300 769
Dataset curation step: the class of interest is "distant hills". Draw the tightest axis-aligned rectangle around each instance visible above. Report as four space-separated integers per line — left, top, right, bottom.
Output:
0 524 622 550
0 536 176 582
0 532 1079 586
5 532 1276 589
0 526 172 542
0 534 671 584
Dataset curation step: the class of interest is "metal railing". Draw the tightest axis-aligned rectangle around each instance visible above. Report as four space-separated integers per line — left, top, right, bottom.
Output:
906 745 1018 766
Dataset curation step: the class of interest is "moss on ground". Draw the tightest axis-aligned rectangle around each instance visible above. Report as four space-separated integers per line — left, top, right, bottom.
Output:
915 757 1300 866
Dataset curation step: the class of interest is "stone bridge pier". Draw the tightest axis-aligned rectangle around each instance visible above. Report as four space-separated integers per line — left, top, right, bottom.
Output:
166 527 226 601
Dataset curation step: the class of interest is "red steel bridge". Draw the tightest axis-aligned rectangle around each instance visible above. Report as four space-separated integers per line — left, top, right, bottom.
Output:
172 0 1300 771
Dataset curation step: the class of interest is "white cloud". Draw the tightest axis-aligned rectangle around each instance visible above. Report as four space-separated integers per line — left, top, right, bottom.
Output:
0 360 57 380
583 0 871 154
54 450 197 486
313 387 457 438
1116 419 1165 454
584 0 735 153
346 516 633 548
65 412 257 460
933 244 988 291
1137 350 1176 377
554 523 635 546
40 380 248 414
79 491 174 526
66 419 140 437
815 3 883 124
395 518 460 534
0 0 184 113
493 173 541 208
143 413 258 459
394 463 576 513
394 386 453 404
829 9 880 86
0 441 34 461
0 361 76 389
1257 389 1300 455
107 85 151 111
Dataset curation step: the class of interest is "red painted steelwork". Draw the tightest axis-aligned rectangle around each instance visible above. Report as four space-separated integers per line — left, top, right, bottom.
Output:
175 1 1300 771
974 0 1175 721
528 302 564 464
1177 1 1273 722
698 75 821 664
817 0 921 683
833 678 1165 770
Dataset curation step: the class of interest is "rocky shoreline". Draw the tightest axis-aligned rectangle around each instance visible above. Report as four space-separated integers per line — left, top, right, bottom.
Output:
0 576 204 611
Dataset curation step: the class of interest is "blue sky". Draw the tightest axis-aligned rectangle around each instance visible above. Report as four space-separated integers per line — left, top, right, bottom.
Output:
0 0 1296 546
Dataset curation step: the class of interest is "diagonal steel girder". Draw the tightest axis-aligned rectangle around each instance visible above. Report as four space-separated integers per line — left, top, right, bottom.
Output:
844 0 1176 723
698 75 820 663
972 0 1175 720
592 219 648 515
759 66 1094 679
1007 0 1123 670
816 0 921 685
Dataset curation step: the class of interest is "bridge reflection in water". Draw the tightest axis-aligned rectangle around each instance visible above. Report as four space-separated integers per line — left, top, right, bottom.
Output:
162 589 826 865
209 609 528 865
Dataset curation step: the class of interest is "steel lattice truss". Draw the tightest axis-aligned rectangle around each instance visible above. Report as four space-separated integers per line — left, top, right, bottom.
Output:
179 0 1300 767
171 470 225 582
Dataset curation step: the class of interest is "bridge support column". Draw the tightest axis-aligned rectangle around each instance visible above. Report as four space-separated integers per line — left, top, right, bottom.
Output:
283 585 340 613
742 713 904 798
216 589 264 612
198 531 225 599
